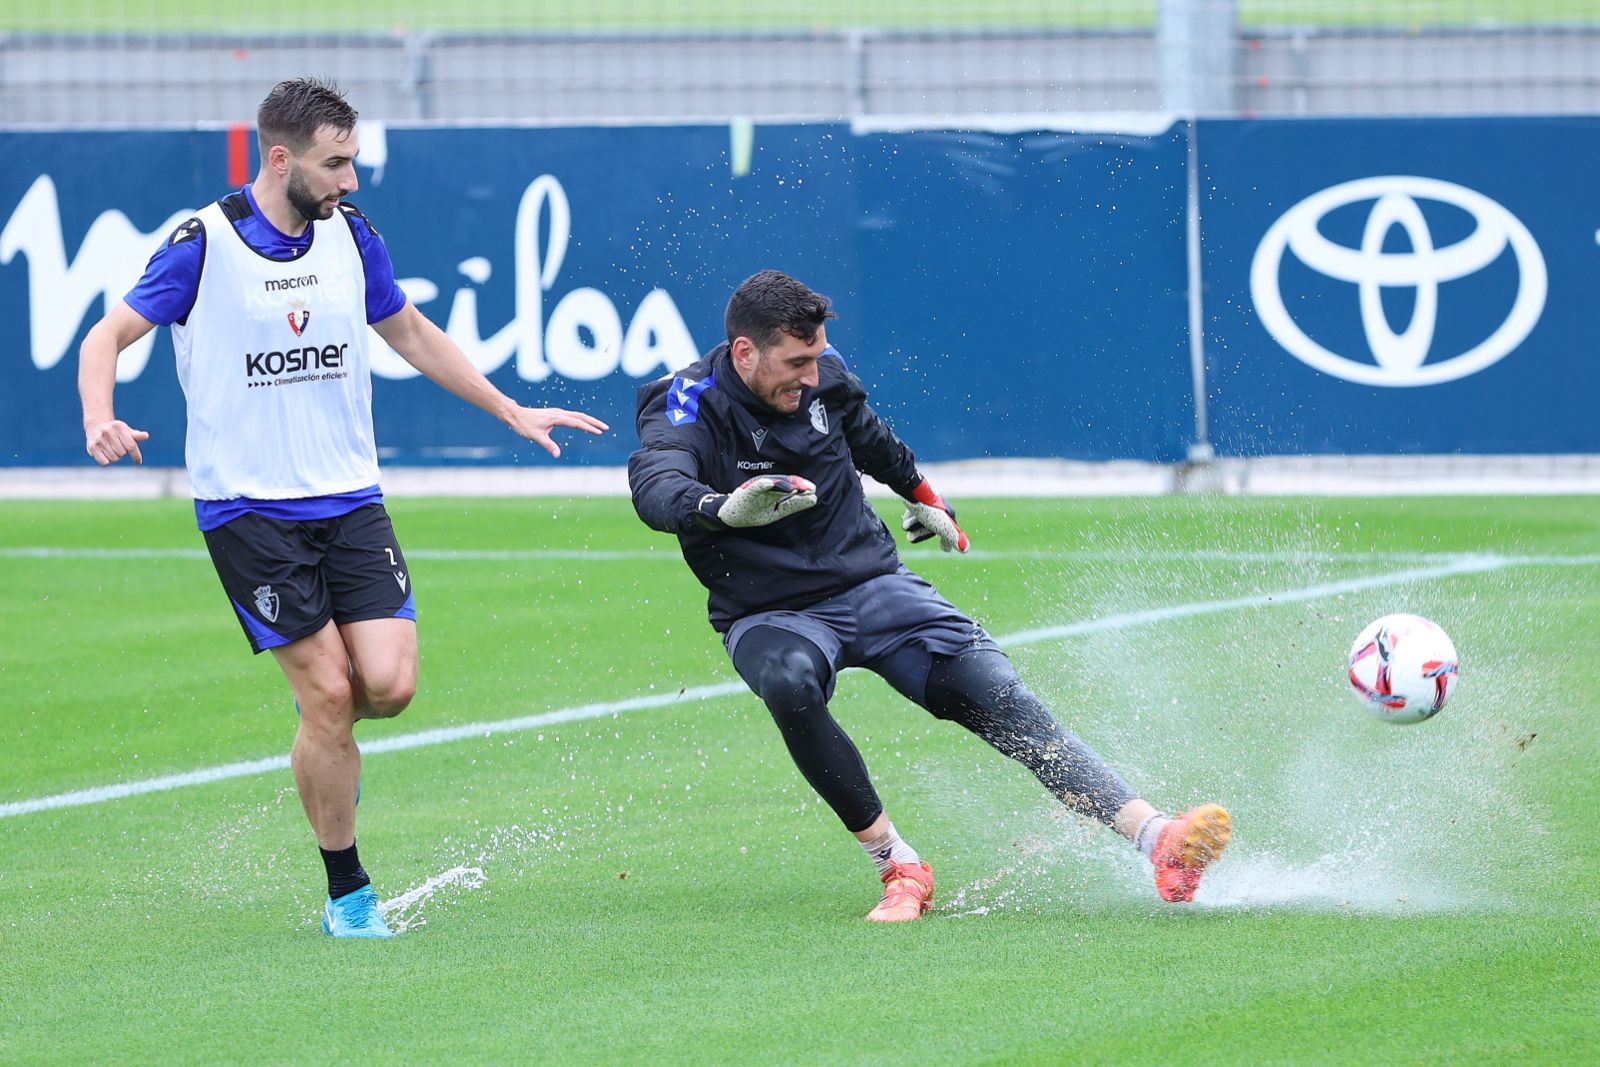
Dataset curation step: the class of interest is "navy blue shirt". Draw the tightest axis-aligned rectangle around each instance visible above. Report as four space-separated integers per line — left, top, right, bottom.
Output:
629 343 924 631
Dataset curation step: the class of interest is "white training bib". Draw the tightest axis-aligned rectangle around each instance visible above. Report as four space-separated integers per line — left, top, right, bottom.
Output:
174 201 379 500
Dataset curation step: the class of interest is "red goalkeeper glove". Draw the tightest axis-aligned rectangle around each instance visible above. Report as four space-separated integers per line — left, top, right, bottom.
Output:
901 478 969 553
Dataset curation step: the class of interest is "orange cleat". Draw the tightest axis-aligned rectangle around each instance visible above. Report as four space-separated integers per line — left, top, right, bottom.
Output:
865 860 935 922
1152 804 1232 903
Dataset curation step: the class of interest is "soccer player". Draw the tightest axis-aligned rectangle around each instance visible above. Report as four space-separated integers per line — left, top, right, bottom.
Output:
79 78 608 938
628 270 1230 921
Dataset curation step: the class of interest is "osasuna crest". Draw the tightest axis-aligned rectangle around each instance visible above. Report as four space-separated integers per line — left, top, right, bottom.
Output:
287 306 310 336
808 398 828 435
751 427 768 452
253 584 280 623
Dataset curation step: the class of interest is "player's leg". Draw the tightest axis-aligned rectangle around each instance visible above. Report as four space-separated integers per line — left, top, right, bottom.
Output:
729 624 880 830
856 575 1141 829
338 617 418 720
272 624 392 937
275 502 419 936
921 649 1138 824
916 648 1230 902
325 503 418 720
728 623 933 920
203 514 357 847
273 623 363 852
202 511 392 936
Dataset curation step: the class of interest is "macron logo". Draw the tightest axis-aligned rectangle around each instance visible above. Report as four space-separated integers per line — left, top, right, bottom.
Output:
264 274 317 292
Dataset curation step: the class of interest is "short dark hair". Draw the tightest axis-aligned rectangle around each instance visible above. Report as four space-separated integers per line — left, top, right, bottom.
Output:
257 77 358 157
725 270 836 352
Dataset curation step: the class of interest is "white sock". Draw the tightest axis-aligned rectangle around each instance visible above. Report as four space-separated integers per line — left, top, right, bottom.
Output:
1133 814 1171 860
859 822 920 875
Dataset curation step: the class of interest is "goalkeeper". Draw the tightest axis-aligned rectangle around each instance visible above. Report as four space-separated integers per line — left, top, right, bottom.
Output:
628 270 1231 921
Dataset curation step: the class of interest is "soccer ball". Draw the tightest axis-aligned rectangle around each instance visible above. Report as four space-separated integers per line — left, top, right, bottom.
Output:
1347 613 1459 724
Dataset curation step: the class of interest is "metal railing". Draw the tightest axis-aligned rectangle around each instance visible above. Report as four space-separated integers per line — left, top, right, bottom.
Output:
3 21 1598 126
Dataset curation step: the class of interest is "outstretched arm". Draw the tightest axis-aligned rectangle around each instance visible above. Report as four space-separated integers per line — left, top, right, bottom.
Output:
373 301 608 457
629 444 814 535
79 301 157 465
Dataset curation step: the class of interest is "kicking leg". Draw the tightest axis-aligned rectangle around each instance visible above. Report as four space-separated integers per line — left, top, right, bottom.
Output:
922 649 1138 825
919 649 1230 902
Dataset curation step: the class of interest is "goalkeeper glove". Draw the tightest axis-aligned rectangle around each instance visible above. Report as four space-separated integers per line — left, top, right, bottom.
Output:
901 477 969 553
695 475 818 529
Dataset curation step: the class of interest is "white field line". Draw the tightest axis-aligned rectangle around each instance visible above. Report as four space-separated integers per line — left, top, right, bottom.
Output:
0 682 749 820
2 552 1588 821
999 555 1508 645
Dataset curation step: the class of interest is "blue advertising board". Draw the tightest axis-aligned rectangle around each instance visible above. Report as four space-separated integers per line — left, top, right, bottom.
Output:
1197 116 1600 455
1 131 218 469
0 124 858 467
5 117 1595 471
851 125 1193 462
0 120 1193 468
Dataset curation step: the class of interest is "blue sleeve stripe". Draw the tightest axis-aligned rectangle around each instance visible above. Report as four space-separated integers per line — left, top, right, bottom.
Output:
666 369 718 426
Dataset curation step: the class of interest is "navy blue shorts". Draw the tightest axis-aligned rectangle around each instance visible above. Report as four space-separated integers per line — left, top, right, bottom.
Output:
202 503 416 654
724 566 1001 704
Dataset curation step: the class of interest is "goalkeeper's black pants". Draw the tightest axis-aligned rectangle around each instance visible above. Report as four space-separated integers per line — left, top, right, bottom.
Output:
730 625 1137 834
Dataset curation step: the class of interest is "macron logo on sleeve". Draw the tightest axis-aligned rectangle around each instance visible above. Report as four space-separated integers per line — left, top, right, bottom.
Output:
666 371 717 426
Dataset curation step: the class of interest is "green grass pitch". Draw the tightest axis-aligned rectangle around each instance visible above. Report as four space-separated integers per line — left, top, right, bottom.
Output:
1 495 1596 1064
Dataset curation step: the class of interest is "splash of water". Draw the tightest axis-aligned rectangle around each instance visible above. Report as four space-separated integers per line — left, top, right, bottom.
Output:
938 807 1482 919
939 501 1562 919
1197 849 1464 912
380 865 488 933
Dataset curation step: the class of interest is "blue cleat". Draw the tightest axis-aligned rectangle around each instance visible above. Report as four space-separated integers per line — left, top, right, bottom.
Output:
320 884 393 939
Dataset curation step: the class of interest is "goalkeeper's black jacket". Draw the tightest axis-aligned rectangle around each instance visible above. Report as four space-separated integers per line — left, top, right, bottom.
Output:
629 342 924 632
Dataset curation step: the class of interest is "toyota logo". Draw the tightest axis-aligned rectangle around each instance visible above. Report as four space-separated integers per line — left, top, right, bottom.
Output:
1250 176 1546 387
